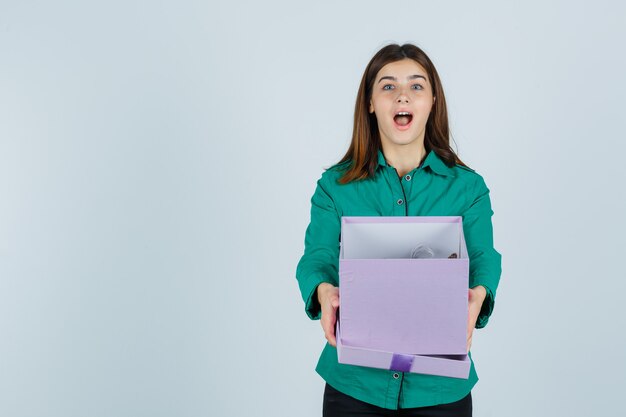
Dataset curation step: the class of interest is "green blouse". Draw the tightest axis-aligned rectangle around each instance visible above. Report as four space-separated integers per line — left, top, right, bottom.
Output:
295 148 502 409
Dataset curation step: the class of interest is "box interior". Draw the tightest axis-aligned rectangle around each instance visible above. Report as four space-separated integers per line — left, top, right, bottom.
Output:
340 217 468 260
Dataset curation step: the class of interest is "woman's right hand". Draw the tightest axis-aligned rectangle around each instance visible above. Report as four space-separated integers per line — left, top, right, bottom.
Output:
317 282 340 347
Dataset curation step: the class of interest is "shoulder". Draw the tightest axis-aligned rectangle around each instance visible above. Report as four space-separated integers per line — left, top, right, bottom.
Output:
451 163 490 191
320 160 352 185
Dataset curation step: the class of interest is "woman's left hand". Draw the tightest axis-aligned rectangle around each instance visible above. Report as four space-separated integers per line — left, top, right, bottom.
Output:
467 285 487 353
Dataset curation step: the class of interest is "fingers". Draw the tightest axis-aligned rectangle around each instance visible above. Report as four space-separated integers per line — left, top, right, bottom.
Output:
466 301 477 353
466 320 472 353
321 308 337 346
321 292 340 347
467 296 481 336
324 326 337 347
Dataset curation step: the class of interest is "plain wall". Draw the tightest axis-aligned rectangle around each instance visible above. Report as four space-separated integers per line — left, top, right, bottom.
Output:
1 1 625 416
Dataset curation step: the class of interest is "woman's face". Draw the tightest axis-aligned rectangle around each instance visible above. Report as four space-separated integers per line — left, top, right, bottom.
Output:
369 58 435 150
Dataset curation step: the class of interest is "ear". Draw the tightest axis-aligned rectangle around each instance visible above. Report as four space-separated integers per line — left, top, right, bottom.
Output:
433 96 436 105
369 99 374 113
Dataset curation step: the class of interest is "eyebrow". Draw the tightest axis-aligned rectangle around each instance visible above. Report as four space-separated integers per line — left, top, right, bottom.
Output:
377 74 427 84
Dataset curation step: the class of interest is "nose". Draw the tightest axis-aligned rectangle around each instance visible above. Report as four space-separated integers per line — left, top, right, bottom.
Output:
396 87 409 104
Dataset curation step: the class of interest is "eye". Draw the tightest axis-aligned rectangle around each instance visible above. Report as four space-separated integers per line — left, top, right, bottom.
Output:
412 84 424 91
382 84 394 91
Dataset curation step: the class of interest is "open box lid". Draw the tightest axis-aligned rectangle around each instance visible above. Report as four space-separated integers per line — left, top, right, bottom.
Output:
336 319 471 379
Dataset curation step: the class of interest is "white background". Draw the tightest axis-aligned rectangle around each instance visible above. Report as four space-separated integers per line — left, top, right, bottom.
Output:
1 1 625 416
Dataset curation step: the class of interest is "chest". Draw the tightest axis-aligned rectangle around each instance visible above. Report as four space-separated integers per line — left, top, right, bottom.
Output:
333 170 472 217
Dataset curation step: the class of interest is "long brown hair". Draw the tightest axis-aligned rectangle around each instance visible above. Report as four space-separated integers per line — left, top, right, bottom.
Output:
334 43 468 184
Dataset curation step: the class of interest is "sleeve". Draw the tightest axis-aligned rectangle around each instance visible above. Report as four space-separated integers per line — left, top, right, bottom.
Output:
295 173 341 320
462 175 502 329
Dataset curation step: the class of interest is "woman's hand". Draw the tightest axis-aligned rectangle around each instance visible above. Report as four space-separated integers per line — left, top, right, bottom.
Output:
467 285 487 352
317 283 340 347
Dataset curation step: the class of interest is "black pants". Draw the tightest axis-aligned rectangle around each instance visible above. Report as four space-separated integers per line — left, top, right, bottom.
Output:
323 383 472 417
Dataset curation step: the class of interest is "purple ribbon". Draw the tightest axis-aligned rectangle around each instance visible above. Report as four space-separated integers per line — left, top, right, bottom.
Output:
390 353 414 373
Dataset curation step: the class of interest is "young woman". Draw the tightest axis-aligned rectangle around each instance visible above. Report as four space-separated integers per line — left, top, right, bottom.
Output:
295 43 502 417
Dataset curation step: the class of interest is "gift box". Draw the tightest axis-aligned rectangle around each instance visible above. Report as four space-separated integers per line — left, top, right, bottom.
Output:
336 216 471 379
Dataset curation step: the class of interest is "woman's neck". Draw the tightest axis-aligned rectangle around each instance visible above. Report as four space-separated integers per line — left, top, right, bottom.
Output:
380 141 427 178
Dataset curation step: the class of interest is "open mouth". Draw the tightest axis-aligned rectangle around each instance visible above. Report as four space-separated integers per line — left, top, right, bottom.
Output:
393 111 413 128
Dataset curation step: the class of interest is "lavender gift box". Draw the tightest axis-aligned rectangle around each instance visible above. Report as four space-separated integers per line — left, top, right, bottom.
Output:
336 216 471 379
